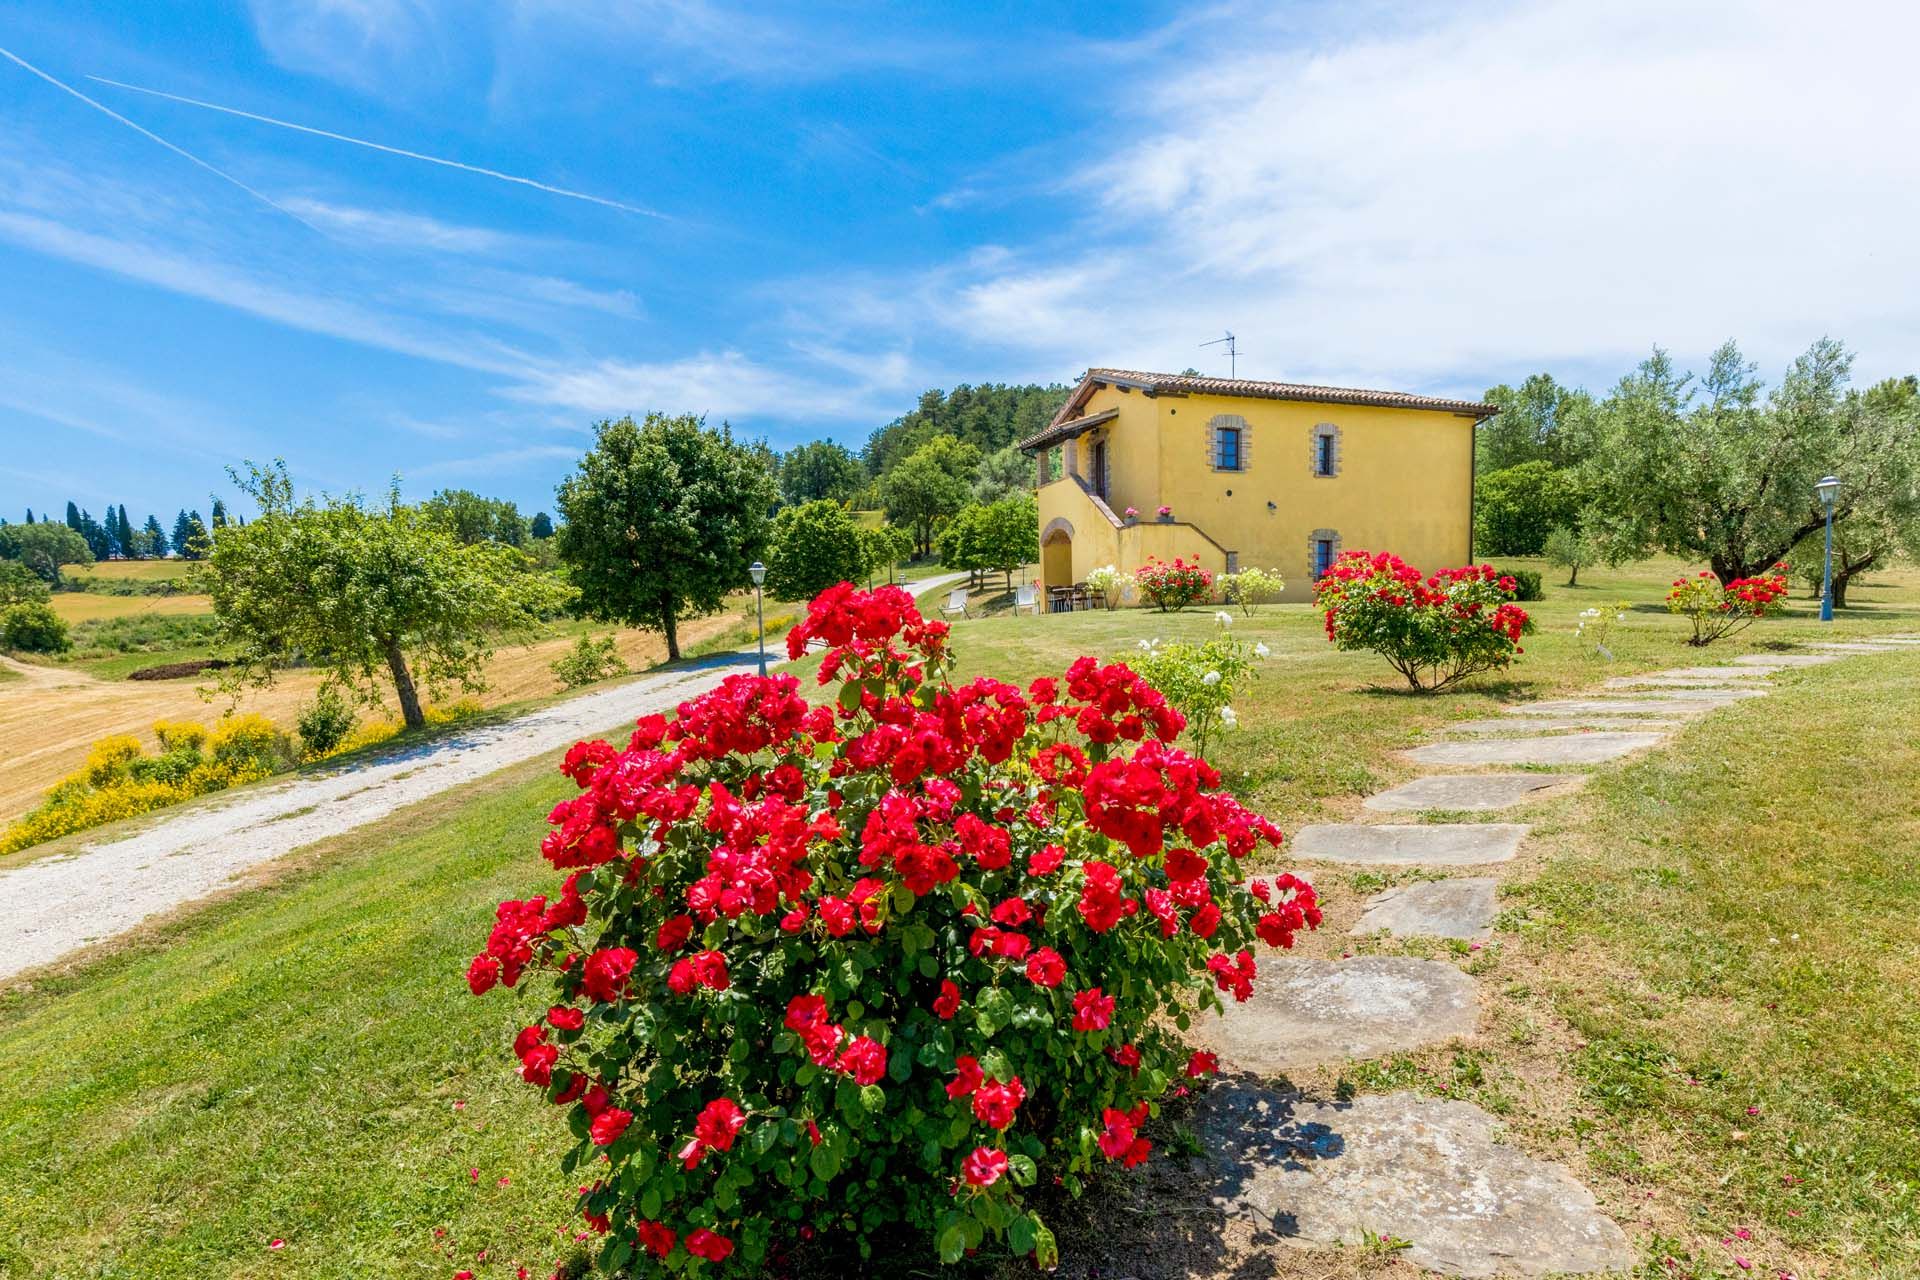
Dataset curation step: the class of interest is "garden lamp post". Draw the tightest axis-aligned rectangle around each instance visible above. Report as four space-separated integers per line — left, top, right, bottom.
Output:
1815 475 1840 622
749 561 768 674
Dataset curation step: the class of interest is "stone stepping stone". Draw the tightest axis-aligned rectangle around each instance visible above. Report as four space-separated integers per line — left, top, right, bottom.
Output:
1732 653 1838 667
1643 665 1777 680
1363 773 1578 812
1505 698 1716 716
1406 732 1663 767
1624 685 1768 701
1352 878 1498 940
1201 1087 1633 1277
1864 636 1920 646
1200 957 1479 1071
1602 670 1770 689
1291 823 1527 865
1445 715 1682 735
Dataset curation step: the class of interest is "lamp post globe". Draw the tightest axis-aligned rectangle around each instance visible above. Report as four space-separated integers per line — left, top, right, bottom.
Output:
748 561 768 674
1815 475 1840 622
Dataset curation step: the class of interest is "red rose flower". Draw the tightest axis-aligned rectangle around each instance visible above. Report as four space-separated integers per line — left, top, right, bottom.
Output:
837 1035 888 1086
685 1229 734 1262
971 1076 1025 1130
466 955 500 995
946 1054 984 1099
1071 987 1114 1032
579 947 638 1003
589 1107 632 1145
547 1005 584 1031
1025 947 1067 988
635 1221 676 1258
1186 1050 1219 1077
678 1096 747 1168
962 1146 1008 1187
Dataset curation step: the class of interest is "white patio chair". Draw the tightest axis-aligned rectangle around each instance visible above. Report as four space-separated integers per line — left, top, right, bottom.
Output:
941 588 969 619
1013 583 1039 615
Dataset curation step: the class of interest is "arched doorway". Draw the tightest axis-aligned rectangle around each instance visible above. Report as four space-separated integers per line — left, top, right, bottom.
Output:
1040 517 1074 596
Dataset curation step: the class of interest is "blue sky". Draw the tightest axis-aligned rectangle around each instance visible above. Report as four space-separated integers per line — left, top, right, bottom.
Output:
2 0 1915 522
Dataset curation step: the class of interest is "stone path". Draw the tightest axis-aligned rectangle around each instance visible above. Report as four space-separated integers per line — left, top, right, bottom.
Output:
1442 715 1683 735
1352 878 1499 940
1199 957 1480 1072
1290 823 1528 865
1406 731 1665 766
1204 634 1910 1275
1200 1090 1634 1276
1363 773 1580 812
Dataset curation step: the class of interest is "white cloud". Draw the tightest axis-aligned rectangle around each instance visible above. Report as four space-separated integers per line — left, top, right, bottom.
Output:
247 0 449 91
279 196 522 254
0 210 538 376
876 0 1920 392
499 348 906 425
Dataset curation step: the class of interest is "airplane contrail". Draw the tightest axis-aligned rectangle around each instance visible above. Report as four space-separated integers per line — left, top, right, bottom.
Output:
0 45 323 232
87 74 668 220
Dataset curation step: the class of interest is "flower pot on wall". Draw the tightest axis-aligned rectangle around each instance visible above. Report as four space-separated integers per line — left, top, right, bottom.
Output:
1157 514 1173 523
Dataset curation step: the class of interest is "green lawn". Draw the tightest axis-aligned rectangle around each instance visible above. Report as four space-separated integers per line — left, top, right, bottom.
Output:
2 557 1917 1278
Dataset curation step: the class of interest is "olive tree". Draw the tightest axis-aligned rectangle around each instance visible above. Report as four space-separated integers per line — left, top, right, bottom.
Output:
201 462 569 728
556 414 776 661
1583 339 1920 584
0 522 93 585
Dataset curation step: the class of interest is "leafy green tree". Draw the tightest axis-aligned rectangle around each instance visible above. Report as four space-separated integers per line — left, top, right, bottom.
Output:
935 496 1038 589
1544 525 1598 586
881 435 978 556
173 510 209 560
0 560 51 606
201 462 569 729
764 500 867 601
862 383 1070 477
0 521 93 584
1780 375 1920 607
779 440 866 506
859 524 916 585
556 413 777 662
1477 374 1597 472
530 511 554 540
971 444 1034 503
210 498 229 530
1583 339 1920 583
422 488 531 546
1473 460 1584 556
142 514 168 558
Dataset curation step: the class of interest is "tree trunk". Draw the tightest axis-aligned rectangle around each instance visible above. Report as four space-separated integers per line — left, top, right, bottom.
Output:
1566 564 1580 587
1832 550 1875 608
661 602 681 662
384 637 425 729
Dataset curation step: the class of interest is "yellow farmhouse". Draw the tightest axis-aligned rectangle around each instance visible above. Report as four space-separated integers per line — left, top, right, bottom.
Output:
1019 368 1496 604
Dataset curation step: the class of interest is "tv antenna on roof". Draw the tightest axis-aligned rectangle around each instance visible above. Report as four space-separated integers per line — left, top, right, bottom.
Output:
1200 331 1239 378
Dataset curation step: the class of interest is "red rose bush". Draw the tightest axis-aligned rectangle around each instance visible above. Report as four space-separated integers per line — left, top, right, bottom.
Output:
1665 566 1789 645
1133 557 1214 611
1313 550 1532 691
469 583 1318 1273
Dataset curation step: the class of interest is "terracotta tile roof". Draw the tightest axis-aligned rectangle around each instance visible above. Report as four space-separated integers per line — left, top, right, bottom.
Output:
1015 407 1118 453
1049 368 1497 428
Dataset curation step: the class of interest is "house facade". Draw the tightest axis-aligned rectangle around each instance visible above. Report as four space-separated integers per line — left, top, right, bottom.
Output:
1019 368 1495 603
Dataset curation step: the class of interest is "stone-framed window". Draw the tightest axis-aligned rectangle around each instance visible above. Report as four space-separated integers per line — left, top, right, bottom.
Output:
1224 551 1240 575
1207 413 1250 472
1308 528 1342 579
1309 422 1342 478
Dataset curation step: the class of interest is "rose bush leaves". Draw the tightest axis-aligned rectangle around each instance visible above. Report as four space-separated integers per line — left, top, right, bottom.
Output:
469 582 1318 1272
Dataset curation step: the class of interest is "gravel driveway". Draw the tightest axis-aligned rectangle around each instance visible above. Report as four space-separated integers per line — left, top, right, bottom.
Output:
0 650 764 983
